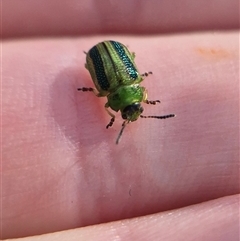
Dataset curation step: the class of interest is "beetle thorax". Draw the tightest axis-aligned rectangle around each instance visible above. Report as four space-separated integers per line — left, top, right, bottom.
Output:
107 84 144 114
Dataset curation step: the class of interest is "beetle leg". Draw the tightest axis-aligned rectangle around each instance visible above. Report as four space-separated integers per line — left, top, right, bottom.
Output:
141 71 153 78
104 104 116 129
144 99 161 105
142 88 160 105
77 87 103 97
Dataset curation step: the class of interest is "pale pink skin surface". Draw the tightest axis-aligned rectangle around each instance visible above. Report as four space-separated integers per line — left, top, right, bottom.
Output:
2 1 240 240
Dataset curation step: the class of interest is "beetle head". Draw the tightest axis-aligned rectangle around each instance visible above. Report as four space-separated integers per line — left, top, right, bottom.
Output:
121 103 144 122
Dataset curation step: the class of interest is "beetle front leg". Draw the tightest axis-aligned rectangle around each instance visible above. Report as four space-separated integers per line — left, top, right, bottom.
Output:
142 87 160 105
144 99 161 105
105 103 116 129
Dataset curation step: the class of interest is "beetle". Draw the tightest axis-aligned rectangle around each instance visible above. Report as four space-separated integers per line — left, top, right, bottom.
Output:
78 40 175 144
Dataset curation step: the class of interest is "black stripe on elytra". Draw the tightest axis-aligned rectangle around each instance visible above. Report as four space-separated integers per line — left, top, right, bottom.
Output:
89 45 110 91
110 41 138 80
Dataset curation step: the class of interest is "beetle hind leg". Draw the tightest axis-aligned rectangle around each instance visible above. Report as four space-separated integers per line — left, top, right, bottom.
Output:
131 52 136 58
141 71 153 78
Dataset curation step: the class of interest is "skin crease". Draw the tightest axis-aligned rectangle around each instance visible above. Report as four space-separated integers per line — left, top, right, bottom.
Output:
1 1 240 241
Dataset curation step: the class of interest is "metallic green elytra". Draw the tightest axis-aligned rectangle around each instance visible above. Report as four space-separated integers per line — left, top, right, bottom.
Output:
78 40 175 144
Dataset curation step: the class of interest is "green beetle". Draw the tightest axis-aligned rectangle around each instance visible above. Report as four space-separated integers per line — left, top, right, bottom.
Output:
78 40 175 144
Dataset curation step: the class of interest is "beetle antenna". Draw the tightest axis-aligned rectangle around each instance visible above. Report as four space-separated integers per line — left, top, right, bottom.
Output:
140 114 175 119
116 121 128 145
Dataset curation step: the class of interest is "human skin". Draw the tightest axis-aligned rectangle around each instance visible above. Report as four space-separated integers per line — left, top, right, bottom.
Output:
1 1 240 241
